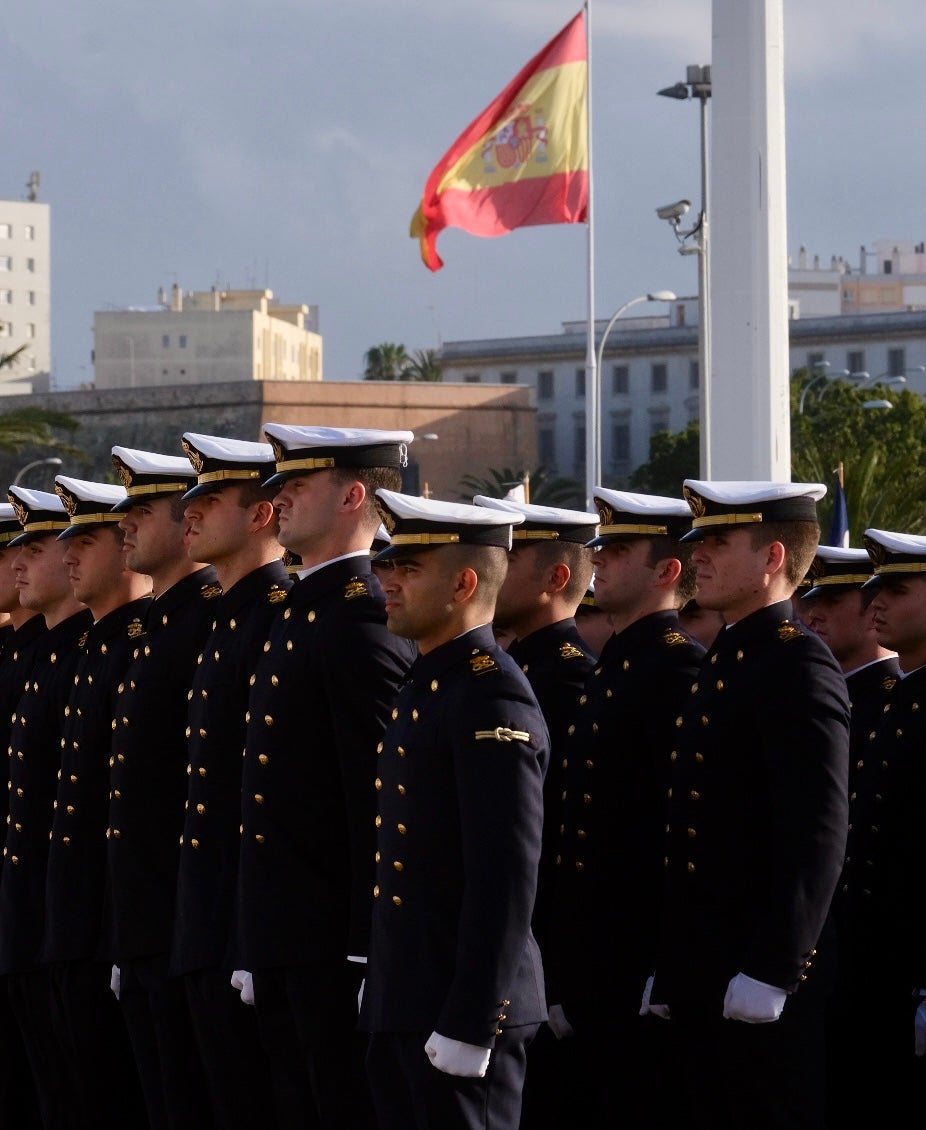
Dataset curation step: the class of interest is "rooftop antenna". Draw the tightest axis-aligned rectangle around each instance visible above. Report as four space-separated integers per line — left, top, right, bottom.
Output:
26 171 40 202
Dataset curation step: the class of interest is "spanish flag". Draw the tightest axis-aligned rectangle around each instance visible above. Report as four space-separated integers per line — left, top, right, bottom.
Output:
411 10 588 272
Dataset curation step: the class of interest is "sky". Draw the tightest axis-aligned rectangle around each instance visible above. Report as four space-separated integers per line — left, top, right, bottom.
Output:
3 0 925 390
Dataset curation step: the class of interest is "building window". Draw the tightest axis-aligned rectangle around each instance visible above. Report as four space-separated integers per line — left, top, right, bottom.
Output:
500 370 517 384
612 422 630 463
807 352 825 369
0 291 11 304
27 291 35 305
539 428 555 466
689 360 700 389
574 424 586 467
847 351 864 374
0 257 11 272
179 334 187 349
25 258 34 273
463 373 481 383
651 363 668 394
575 368 586 398
538 370 554 399
24 225 34 240
887 348 906 376
162 335 170 348
612 365 629 395
0 225 10 239
25 324 35 339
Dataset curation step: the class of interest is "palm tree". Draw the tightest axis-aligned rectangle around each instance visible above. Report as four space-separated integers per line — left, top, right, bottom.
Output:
404 349 442 382
0 345 82 460
458 466 584 508
363 343 412 381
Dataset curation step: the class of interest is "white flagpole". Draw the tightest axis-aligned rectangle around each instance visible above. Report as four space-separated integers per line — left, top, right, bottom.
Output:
583 0 598 510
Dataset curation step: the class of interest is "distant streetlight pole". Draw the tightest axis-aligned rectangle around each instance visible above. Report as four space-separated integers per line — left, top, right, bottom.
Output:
658 64 712 476
588 291 677 501
13 456 63 485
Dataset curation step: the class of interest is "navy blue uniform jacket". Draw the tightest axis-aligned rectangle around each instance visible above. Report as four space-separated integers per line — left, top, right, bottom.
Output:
235 555 416 968
654 601 850 1011
361 625 550 1048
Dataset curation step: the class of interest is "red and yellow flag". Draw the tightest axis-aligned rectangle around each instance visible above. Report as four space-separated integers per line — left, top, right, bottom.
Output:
410 10 588 272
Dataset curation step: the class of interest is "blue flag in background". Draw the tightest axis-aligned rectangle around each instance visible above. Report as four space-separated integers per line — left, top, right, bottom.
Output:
828 476 849 548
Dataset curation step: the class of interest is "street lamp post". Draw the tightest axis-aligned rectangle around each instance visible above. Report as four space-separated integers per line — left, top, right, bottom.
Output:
12 456 63 485
658 64 712 477
588 291 677 502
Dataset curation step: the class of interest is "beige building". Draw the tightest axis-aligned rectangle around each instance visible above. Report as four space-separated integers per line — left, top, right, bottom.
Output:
0 379 537 503
0 178 51 393
93 286 323 390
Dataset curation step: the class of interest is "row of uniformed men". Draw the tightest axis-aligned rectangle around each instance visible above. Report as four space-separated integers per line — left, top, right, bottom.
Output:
2 432 924 1130
481 481 926 1130
2 423 667 1130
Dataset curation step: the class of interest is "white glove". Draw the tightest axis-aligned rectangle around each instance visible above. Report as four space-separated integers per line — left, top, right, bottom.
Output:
639 973 671 1019
915 998 926 1056
230 969 255 1006
546 1003 574 1040
424 1031 491 1078
723 972 787 1023
110 965 121 1000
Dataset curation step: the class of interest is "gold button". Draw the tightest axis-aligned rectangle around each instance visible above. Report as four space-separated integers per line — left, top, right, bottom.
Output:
393 860 404 871
254 794 265 804
196 803 205 814
255 834 265 844
259 754 269 765
392 896 402 907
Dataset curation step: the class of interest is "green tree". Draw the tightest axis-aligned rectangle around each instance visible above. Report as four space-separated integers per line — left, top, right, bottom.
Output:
404 349 442 382
625 372 926 541
363 343 412 381
791 372 926 538
627 420 700 495
458 466 584 508
0 344 83 465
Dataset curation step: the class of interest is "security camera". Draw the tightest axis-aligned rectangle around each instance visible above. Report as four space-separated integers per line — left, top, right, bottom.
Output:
655 199 691 223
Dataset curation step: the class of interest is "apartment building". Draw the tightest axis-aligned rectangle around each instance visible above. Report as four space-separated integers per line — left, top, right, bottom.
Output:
93 286 323 390
0 178 51 392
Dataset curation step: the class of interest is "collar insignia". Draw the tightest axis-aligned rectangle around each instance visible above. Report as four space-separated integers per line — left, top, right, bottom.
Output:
778 621 804 641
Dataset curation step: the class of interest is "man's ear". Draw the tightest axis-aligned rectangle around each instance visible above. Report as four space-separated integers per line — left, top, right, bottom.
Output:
765 540 787 577
451 566 480 605
545 561 571 596
340 479 367 514
250 499 277 533
653 556 682 589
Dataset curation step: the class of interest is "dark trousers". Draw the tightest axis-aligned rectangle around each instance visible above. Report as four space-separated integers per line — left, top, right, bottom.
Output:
119 953 216 1130
7 969 78 1130
668 991 828 1130
252 961 374 1130
825 980 926 1127
48 959 147 1129
366 1026 539 1130
185 966 278 1130
0 975 41 1128
519 1005 682 1128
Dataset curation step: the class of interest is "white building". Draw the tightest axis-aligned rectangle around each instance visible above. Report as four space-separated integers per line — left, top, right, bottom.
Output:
439 301 926 485
93 286 323 390
0 177 51 394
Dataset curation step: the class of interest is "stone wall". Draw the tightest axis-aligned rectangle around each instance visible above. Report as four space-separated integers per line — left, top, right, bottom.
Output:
0 379 537 502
